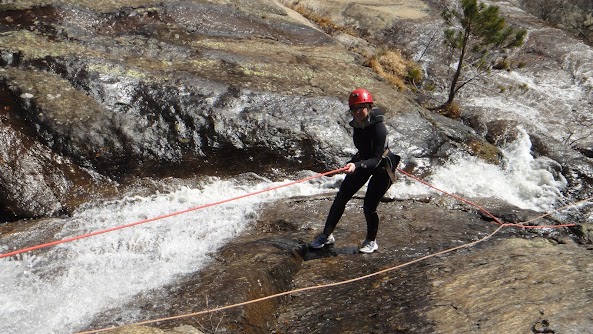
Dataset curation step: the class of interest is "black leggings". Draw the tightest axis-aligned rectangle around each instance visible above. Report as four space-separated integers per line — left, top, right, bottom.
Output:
322 168 392 241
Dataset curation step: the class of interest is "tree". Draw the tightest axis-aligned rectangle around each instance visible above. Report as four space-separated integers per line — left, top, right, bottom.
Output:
519 0 593 44
438 0 527 110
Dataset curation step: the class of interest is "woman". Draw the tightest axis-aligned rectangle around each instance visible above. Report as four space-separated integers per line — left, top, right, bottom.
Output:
310 88 394 253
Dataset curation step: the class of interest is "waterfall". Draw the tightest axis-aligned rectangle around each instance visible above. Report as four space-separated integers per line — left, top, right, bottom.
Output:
0 132 568 333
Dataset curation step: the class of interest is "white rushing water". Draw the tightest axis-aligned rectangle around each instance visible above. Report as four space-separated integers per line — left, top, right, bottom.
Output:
389 128 567 211
0 131 567 334
0 173 340 334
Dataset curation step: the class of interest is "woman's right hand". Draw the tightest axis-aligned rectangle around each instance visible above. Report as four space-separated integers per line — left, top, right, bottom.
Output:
344 163 356 174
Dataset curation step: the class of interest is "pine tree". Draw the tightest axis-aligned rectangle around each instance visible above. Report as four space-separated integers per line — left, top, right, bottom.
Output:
439 0 527 110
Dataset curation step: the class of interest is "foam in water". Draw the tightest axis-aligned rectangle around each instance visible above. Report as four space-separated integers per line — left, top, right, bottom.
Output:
388 128 567 211
0 173 341 334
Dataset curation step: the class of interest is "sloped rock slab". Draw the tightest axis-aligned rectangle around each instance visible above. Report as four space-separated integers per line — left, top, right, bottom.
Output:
83 195 591 334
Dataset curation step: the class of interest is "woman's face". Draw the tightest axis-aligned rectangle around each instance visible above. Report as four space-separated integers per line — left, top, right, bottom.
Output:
350 104 369 122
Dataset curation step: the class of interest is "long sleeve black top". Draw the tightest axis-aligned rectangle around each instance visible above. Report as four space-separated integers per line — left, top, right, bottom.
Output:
348 107 388 171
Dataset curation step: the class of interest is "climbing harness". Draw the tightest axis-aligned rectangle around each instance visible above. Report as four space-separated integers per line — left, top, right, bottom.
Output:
381 148 400 182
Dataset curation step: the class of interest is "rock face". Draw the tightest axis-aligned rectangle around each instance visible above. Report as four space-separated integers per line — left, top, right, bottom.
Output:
0 83 113 218
85 194 593 333
1 0 591 219
1 0 593 333
0 0 433 218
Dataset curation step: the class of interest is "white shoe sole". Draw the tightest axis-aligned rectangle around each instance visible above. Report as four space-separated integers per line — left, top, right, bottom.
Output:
359 243 378 253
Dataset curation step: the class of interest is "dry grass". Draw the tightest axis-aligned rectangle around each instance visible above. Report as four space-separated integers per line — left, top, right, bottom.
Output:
367 49 407 89
366 49 423 91
432 102 462 119
284 2 422 91
288 3 358 36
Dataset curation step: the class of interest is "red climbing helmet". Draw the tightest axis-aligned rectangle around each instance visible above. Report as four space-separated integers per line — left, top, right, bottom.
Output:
348 88 373 107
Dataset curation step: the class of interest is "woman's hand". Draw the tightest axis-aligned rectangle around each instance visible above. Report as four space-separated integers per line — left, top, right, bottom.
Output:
344 162 356 174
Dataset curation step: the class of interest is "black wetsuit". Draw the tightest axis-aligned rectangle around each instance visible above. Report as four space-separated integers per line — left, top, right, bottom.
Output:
322 107 392 241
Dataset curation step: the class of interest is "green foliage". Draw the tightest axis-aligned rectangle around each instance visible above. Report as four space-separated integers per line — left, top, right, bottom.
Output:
492 57 510 70
406 65 423 84
443 0 525 50
518 0 593 44
440 0 527 108
468 139 501 165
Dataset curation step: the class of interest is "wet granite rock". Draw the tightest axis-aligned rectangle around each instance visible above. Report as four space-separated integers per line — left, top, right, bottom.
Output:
106 324 204 334
1 0 445 218
0 81 116 218
86 194 593 333
1 0 573 221
483 119 522 147
570 223 593 244
1 2 592 332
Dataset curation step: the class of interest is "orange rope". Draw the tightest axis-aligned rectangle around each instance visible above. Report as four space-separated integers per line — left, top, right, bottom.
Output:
75 168 591 334
78 224 507 334
508 195 593 228
0 167 348 259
